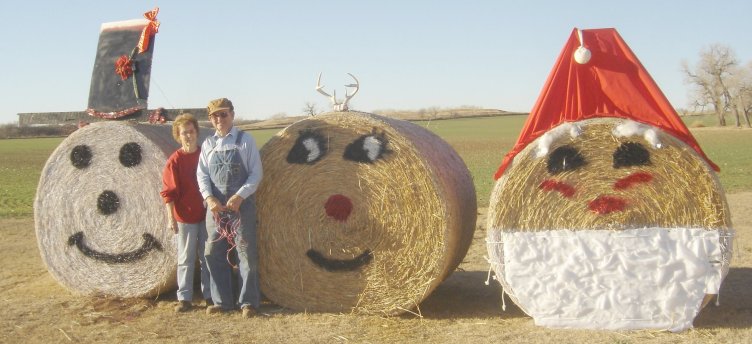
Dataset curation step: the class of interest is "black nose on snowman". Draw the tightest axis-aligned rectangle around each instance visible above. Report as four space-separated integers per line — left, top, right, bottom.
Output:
97 190 120 215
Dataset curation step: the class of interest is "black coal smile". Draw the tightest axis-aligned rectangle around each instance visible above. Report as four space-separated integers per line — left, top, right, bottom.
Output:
67 231 163 264
306 249 373 272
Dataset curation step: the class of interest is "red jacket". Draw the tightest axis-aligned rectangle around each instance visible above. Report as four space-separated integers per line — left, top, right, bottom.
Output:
160 148 206 224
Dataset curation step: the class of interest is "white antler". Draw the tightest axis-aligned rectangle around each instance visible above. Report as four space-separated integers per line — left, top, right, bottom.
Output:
315 72 359 111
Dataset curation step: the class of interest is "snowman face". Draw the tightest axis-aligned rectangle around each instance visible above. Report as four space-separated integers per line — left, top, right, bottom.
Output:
258 113 445 312
490 118 729 231
35 123 175 297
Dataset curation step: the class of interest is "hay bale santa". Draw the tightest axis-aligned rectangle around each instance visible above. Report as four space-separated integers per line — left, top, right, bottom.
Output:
486 28 733 332
256 74 477 314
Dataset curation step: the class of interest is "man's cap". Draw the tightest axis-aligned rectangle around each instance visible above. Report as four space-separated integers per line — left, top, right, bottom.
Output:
207 98 234 115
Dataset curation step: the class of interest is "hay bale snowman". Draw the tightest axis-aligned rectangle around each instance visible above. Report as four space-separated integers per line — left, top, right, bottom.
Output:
34 10 185 298
257 74 477 314
486 28 733 332
35 122 195 297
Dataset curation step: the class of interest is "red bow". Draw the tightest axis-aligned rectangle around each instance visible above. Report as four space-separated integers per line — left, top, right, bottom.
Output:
137 7 160 53
114 55 134 80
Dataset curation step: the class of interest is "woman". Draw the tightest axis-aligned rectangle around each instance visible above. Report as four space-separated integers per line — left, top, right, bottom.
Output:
160 113 212 312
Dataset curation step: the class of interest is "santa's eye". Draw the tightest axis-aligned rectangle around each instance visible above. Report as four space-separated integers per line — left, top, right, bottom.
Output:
119 142 142 167
287 131 327 164
70 145 92 169
547 145 586 174
613 142 650 168
344 134 388 163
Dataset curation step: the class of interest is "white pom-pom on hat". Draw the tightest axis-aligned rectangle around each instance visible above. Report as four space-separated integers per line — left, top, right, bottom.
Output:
573 28 591 64
574 46 591 64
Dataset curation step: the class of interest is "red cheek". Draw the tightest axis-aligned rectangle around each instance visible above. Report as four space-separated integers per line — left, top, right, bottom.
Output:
613 172 653 190
539 179 576 198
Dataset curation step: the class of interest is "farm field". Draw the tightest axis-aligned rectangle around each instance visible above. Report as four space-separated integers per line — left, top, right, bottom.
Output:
1 115 752 343
3 115 751 218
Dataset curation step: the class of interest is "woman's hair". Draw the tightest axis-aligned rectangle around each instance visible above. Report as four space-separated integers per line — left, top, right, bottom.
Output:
172 113 199 143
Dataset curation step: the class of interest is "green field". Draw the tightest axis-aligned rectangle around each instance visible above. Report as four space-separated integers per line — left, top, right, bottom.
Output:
1 115 750 219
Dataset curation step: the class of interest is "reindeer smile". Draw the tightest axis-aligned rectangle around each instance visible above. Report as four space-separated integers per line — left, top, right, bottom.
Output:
306 249 373 272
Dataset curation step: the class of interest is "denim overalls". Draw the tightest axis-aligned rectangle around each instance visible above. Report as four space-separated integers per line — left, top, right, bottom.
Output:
204 131 260 310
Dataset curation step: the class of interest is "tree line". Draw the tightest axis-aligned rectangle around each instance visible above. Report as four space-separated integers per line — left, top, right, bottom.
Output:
683 44 752 127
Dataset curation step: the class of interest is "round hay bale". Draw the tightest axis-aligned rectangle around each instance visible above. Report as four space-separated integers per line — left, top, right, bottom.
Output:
257 111 476 314
35 121 183 298
486 117 732 331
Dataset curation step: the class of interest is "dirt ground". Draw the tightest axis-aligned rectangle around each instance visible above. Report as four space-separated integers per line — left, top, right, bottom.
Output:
1 193 751 344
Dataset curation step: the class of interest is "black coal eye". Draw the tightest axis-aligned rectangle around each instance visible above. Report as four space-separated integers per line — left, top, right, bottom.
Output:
344 134 388 163
119 142 142 167
287 131 327 164
547 145 586 174
70 145 92 169
613 142 651 168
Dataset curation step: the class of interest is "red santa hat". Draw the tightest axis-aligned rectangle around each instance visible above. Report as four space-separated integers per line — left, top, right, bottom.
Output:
494 28 718 180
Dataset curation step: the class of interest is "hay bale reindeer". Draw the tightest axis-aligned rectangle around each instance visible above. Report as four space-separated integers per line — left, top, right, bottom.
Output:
256 74 477 314
486 28 733 332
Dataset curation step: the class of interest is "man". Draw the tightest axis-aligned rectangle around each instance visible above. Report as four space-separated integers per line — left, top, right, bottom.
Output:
197 98 263 318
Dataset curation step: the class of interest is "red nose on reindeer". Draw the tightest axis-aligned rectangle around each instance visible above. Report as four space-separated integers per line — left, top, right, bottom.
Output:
325 194 353 222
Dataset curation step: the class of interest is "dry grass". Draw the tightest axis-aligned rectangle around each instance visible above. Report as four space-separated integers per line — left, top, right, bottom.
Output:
1 191 751 343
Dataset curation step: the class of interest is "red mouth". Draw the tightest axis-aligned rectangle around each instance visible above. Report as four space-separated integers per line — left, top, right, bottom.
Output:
588 196 627 215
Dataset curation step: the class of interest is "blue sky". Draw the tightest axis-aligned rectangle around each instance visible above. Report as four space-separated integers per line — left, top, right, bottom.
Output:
1 0 749 124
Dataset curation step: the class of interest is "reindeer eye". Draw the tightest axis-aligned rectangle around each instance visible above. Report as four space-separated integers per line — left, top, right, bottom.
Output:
287 131 327 164
119 142 142 167
547 145 586 174
344 134 388 163
613 142 650 168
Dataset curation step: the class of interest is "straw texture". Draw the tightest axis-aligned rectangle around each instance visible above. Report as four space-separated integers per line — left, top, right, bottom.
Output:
486 117 733 313
35 121 181 298
257 111 476 315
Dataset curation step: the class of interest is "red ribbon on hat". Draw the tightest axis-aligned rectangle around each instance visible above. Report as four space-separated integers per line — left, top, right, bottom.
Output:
114 55 134 80
137 7 160 53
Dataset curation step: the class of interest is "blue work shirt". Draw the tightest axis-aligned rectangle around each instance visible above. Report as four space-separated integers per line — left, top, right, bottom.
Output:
197 126 263 201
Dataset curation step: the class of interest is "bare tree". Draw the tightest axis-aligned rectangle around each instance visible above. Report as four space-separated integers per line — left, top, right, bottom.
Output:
302 102 318 117
682 44 738 126
734 61 752 127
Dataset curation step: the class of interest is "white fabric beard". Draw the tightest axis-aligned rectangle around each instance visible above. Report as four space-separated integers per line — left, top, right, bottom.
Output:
487 227 731 332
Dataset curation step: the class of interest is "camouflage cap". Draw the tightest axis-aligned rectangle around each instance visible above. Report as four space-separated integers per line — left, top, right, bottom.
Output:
207 98 234 115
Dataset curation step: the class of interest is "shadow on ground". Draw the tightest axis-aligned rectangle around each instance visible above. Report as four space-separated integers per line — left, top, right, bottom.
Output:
694 267 752 328
413 267 752 328
415 270 526 319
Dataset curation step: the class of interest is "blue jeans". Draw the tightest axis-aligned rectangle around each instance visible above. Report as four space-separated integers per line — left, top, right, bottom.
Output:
204 198 260 310
176 221 212 302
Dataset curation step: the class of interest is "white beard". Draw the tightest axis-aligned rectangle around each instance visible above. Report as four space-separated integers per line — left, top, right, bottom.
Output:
487 227 733 332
